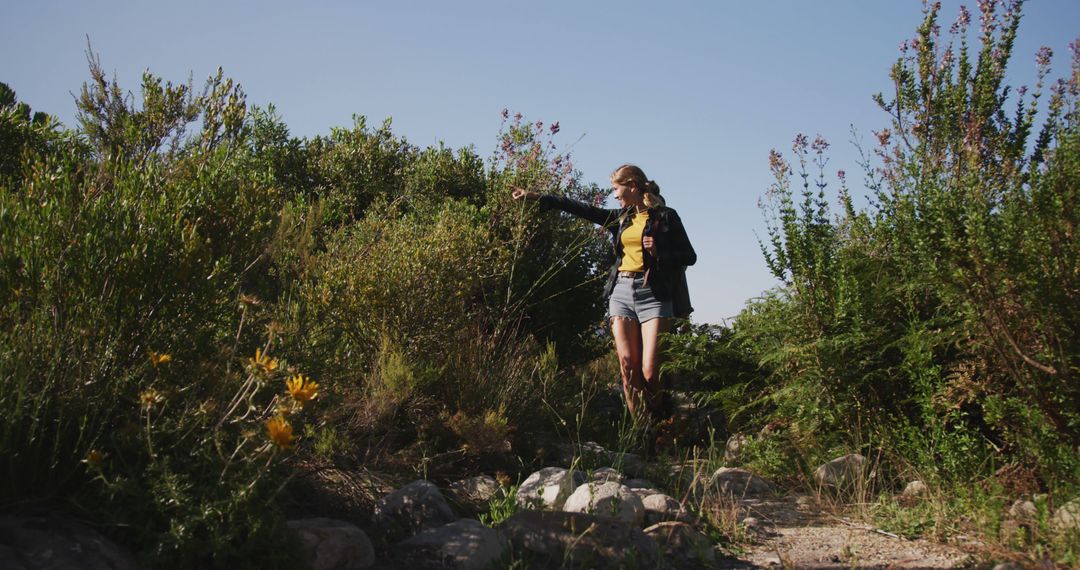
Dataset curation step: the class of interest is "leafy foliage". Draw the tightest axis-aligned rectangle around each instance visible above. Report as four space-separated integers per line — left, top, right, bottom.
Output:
0 51 612 567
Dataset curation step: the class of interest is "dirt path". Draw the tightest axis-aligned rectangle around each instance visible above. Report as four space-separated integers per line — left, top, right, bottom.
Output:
718 496 974 569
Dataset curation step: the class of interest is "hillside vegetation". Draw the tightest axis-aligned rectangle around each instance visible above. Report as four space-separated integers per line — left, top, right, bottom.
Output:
1 1 1077 567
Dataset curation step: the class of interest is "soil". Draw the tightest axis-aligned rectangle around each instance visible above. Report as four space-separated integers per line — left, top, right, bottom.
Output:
717 495 975 569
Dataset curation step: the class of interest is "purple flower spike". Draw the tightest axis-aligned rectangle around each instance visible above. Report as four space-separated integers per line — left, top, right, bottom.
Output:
550 121 560 134
501 108 509 119
793 133 808 152
1036 46 1053 68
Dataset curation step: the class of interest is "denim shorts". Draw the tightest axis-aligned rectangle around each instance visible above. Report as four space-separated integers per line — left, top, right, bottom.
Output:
608 274 673 323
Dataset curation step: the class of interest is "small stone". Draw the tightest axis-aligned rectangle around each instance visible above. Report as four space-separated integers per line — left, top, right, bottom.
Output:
1052 498 1080 534
742 516 759 528
516 467 586 511
447 475 501 513
724 433 750 464
1008 499 1037 523
902 480 928 498
991 563 1022 570
563 481 645 526
641 493 689 525
590 467 624 483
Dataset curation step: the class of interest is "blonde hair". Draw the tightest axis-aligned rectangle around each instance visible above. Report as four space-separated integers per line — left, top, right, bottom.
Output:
611 164 665 208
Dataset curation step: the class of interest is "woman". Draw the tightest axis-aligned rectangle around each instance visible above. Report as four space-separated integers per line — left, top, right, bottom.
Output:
512 164 696 421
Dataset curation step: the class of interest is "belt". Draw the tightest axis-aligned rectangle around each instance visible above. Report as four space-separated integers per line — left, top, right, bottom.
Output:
617 271 645 278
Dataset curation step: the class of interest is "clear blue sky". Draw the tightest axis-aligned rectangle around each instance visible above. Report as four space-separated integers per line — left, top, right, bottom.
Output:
3 1 1077 324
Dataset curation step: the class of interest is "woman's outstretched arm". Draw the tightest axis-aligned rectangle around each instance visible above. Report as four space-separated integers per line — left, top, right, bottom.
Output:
511 186 621 228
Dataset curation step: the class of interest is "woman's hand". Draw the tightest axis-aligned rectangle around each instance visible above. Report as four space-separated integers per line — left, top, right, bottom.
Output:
511 186 539 201
642 236 657 258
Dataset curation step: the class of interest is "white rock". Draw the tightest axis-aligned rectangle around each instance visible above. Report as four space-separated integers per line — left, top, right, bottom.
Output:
516 467 586 511
562 481 645 525
287 517 375 570
641 493 689 526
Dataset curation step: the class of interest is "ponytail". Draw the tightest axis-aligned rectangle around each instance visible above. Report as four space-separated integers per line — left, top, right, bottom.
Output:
643 179 665 208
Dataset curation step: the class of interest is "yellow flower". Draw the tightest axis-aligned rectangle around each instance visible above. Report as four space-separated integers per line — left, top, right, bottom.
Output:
82 449 106 469
265 416 295 449
286 374 318 404
249 348 279 375
148 351 172 368
139 388 164 410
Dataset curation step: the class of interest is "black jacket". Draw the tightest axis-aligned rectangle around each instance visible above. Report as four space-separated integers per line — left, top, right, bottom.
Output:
538 195 697 317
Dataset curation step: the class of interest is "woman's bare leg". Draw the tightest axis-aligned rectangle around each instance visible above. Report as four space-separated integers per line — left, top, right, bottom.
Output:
640 317 672 415
610 317 644 417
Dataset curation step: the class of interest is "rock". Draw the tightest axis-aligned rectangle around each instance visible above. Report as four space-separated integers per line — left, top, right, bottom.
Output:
1008 499 1037 523
902 480 928 498
629 487 664 502
557 441 609 466
562 481 645 526
742 516 760 529
450 475 500 502
614 452 646 478
590 467 624 484
1053 498 1080 534
500 510 660 569
396 518 507 570
724 433 750 464
991 563 1022 570
0 513 139 570
517 467 586 511
446 475 502 513
622 478 655 490
287 517 375 570
373 480 457 542
711 467 772 498
669 462 710 498
813 454 867 488
641 493 689 526
643 521 715 565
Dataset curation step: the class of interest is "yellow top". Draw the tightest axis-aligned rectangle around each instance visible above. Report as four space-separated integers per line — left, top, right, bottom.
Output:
618 210 648 272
